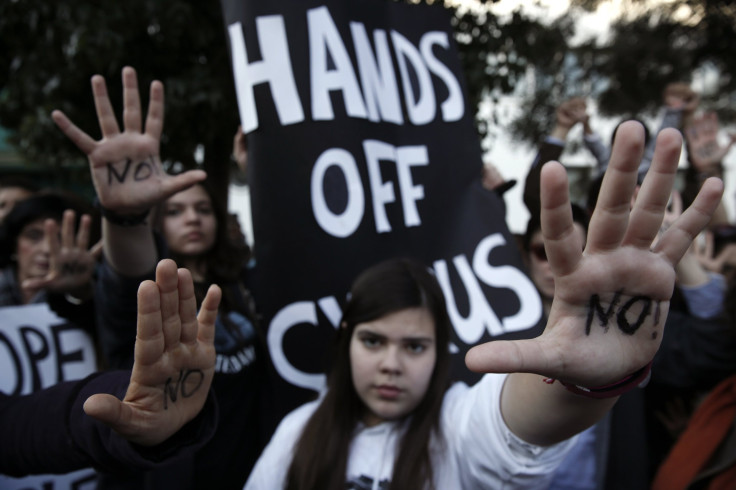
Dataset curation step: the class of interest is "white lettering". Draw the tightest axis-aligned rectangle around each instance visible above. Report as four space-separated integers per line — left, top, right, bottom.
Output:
268 301 326 391
396 145 429 227
228 18 304 133
308 7 368 121
391 30 435 125
420 32 463 122
473 234 543 331
350 23 403 124
311 148 365 238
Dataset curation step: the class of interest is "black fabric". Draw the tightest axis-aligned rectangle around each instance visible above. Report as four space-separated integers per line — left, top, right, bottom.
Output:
0 371 218 477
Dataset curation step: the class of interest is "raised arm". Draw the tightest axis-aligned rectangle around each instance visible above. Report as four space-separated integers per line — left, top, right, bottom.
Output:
0 259 220 476
84 259 220 446
467 121 724 446
52 67 206 277
20 209 102 300
524 97 588 214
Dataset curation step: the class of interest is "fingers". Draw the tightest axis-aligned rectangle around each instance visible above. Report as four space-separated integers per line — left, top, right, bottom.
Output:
75 214 92 252
539 162 582 277
160 170 208 200
91 74 121 138
122 66 142 133
44 218 60 264
51 110 97 155
197 284 222 346
623 128 682 248
655 177 724 265
135 279 165 366
145 80 165 142
89 239 104 260
156 259 183 351
586 121 645 252
61 209 76 250
177 268 199 345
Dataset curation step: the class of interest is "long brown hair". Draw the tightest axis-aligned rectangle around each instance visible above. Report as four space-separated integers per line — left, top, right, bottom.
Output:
285 258 452 490
153 180 252 310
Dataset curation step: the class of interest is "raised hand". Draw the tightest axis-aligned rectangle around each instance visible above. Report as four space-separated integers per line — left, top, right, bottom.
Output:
693 230 736 274
51 67 206 215
663 82 699 113
556 97 588 131
467 121 723 388
82 259 221 446
685 112 736 175
21 210 102 297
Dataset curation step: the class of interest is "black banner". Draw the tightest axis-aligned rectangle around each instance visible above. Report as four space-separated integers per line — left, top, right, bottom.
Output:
220 0 544 415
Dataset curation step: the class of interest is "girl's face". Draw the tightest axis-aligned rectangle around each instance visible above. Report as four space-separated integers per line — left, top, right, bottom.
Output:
162 185 217 257
350 307 436 427
15 218 51 284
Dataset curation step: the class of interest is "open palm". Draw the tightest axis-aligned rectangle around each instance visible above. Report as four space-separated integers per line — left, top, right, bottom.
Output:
51 67 205 214
83 259 221 446
467 122 723 387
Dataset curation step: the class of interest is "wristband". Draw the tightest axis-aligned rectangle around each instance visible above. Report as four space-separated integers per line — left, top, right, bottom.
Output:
543 361 653 399
94 197 150 227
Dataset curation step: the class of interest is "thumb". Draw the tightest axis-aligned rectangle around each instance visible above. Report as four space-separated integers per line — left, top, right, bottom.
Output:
89 239 104 260
83 393 126 427
465 338 552 375
21 277 52 292
161 170 208 199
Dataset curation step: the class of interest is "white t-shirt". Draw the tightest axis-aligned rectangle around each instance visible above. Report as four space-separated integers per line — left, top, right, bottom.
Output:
245 373 575 490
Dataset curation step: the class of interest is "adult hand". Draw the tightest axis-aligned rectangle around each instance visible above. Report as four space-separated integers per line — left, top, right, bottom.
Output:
663 82 699 113
467 121 723 387
556 97 588 131
21 210 102 298
685 112 736 175
52 67 206 215
83 259 221 446
693 230 736 274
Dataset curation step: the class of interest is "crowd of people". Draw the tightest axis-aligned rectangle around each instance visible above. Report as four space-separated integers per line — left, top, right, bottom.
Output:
0 65 734 490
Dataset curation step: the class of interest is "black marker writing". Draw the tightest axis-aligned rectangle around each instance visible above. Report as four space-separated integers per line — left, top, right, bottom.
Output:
163 369 204 410
107 156 157 185
585 291 658 336
61 261 89 276
616 296 651 335
585 290 622 336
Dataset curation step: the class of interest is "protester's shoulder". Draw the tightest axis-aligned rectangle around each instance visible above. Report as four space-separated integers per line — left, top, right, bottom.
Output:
0 266 18 306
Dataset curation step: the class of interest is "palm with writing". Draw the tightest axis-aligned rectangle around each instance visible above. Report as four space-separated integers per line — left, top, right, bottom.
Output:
83 259 221 446
21 210 103 297
467 122 723 387
52 67 205 215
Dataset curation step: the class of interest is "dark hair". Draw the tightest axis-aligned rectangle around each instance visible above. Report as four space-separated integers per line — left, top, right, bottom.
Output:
0 191 92 267
522 203 589 253
0 175 41 193
286 258 452 490
153 181 252 306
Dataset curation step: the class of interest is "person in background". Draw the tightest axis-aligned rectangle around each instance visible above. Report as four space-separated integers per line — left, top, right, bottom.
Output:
0 191 100 314
683 110 735 229
583 82 700 180
52 66 272 490
0 175 40 223
2 121 725 487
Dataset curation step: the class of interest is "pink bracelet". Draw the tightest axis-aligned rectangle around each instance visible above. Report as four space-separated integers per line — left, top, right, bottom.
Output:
543 361 653 399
